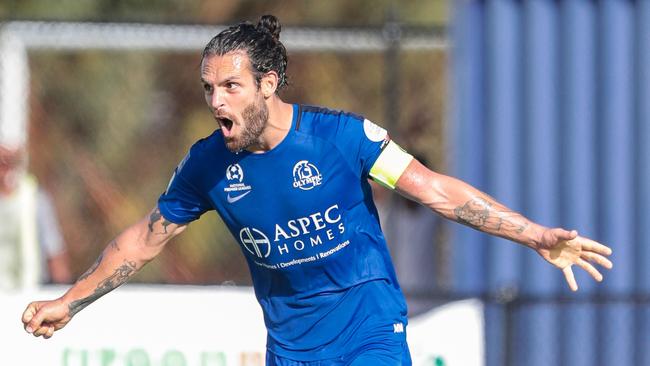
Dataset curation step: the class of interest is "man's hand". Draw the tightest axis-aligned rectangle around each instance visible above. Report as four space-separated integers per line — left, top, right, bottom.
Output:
535 229 613 291
22 299 71 339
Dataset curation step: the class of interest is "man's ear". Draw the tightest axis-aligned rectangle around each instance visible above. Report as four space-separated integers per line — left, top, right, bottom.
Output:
260 71 279 98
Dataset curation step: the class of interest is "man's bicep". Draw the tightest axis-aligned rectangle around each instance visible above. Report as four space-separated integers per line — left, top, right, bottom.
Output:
392 158 439 203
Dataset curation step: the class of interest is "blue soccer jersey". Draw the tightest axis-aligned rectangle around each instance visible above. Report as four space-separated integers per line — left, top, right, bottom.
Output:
158 104 408 360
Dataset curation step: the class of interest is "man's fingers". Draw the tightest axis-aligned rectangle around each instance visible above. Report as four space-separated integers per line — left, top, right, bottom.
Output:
560 229 578 241
43 326 55 339
577 258 603 282
22 302 42 333
21 303 37 325
580 238 613 256
581 251 613 269
26 307 49 334
563 266 578 292
32 325 50 337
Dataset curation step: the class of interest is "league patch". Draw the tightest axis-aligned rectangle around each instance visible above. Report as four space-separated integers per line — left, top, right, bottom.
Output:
225 163 252 203
363 118 388 142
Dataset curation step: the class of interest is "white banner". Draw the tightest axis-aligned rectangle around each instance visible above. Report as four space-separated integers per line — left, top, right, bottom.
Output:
2 285 483 366
407 299 484 366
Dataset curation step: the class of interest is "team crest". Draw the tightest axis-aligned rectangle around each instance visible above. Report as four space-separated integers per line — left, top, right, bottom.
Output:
292 160 323 190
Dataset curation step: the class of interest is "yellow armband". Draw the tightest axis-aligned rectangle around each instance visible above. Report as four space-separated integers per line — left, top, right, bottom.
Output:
369 140 413 189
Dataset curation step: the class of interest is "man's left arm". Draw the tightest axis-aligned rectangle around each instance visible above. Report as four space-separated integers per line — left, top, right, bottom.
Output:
387 157 613 291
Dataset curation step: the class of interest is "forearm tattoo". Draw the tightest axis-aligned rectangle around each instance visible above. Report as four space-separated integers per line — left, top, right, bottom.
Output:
76 252 104 283
454 197 528 234
68 260 137 317
148 208 172 234
76 239 120 283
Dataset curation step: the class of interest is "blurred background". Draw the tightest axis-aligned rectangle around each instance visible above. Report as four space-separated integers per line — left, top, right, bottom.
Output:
0 0 448 286
1 1 648 366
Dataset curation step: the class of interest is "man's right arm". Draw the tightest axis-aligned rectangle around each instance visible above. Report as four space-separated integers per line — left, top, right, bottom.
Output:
21 206 186 339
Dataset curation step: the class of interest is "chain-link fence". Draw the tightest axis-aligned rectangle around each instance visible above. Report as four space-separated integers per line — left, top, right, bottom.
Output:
501 294 650 366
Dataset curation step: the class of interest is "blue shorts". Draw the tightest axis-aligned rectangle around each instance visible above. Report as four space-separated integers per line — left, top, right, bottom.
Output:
266 340 412 366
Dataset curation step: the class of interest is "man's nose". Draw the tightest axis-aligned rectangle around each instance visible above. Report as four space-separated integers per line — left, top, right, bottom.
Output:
211 89 226 111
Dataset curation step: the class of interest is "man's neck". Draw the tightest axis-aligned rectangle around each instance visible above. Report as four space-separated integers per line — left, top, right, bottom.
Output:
246 97 293 153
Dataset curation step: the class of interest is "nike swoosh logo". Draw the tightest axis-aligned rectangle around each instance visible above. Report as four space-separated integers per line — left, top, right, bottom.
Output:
227 191 251 203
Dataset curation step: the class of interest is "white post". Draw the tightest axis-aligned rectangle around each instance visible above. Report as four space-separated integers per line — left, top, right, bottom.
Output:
0 30 29 148
0 30 38 290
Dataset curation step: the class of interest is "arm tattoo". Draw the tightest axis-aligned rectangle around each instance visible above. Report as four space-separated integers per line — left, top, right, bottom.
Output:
68 260 137 317
454 198 491 228
513 221 528 234
454 197 528 234
76 240 120 283
148 208 172 234
76 252 104 283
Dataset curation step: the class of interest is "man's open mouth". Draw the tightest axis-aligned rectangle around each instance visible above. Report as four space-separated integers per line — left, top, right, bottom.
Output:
217 117 234 137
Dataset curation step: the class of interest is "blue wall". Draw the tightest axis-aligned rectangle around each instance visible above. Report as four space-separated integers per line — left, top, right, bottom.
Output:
451 1 649 365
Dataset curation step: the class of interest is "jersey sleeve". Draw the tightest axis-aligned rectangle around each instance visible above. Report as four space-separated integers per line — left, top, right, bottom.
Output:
157 150 212 225
335 116 392 178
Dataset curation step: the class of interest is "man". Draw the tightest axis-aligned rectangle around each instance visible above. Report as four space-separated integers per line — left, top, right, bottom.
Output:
22 15 612 365
0 144 71 290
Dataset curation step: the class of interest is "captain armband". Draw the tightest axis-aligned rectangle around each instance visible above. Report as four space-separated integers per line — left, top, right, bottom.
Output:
369 140 414 189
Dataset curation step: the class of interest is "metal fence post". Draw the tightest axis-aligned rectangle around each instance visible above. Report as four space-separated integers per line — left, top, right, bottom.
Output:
383 7 402 139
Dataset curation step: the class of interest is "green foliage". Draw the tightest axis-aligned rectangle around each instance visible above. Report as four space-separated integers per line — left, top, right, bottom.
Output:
1 0 448 26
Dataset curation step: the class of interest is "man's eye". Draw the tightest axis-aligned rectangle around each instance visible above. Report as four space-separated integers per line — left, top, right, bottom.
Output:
226 82 238 90
203 84 213 93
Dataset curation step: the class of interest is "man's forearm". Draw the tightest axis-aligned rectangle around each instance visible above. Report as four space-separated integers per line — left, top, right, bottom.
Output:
60 210 175 317
62 230 147 317
60 208 183 317
447 192 544 249
396 160 546 249
67 252 139 316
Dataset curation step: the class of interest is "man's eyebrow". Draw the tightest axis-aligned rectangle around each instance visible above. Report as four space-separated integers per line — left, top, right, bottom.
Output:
200 75 242 85
220 76 242 83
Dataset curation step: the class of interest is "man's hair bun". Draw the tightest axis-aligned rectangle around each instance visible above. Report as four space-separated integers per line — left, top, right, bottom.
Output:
257 15 281 41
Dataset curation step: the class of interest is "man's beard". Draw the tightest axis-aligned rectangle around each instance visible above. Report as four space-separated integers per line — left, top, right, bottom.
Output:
224 96 269 153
